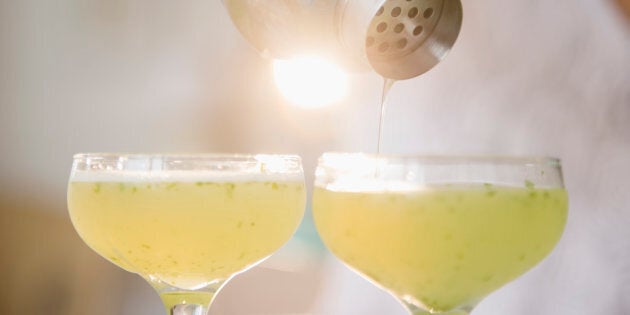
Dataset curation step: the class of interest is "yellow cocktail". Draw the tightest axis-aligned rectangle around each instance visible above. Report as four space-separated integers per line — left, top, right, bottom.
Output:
67 154 306 314
313 154 568 314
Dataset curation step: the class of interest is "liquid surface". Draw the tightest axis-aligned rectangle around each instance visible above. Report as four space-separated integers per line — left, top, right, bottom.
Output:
68 180 305 290
313 184 567 312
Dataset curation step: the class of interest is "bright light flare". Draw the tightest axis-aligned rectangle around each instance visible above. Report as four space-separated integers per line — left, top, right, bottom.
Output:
273 56 348 108
317 153 422 192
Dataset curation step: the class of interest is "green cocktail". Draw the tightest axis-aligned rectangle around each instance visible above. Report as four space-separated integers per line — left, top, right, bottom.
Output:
313 154 568 314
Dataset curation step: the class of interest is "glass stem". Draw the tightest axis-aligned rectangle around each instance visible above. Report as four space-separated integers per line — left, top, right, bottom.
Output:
160 291 215 315
169 303 208 315
403 300 473 315
409 310 470 315
145 276 225 315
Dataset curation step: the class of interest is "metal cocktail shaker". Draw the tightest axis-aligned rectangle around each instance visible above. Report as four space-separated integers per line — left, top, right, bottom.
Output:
223 0 462 80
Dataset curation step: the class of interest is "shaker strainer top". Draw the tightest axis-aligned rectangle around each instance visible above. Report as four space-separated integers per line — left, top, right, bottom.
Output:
366 0 462 79
367 0 442 58
223 0 462 80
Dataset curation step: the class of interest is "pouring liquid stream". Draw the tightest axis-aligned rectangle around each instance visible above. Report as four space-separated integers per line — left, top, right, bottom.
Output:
376 78 397 154
374 77 397 178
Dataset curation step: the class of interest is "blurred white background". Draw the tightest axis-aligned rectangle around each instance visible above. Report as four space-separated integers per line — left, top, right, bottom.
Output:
0 0 629 314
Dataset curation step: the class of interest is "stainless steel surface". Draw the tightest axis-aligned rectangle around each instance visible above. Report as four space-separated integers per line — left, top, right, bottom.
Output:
223 0 462 80
366 0 462 79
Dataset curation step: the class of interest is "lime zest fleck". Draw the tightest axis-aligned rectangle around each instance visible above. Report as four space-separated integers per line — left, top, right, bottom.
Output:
225 183 235 198
525 180 535 189
118 183 126 192
166 183 177 190
93 183 101 193
482 274 494 283
484 183 497 197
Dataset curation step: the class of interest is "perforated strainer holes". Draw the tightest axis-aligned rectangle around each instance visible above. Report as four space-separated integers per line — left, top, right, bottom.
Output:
377 22 388 33
367 0 446 58
413 25 424 36
397 38 408 49
391 7 402 17
408 7 419 18
423 7 434 18
378 42 390 52
366 36 375 47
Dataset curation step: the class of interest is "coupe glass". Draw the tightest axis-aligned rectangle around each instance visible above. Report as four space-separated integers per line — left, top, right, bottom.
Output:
67 153 306 315
313 153 568 314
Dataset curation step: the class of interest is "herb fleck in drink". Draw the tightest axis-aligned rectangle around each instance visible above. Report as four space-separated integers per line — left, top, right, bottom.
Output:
67 154 306 314
69 180 305 289
313 154 568 314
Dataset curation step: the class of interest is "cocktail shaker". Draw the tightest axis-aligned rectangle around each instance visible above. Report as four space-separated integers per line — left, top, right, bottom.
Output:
223 0 462 80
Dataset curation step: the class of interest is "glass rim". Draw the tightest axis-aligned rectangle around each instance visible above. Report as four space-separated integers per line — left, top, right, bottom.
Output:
318 152 561 166
70 153 304 178
72 152 303 162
